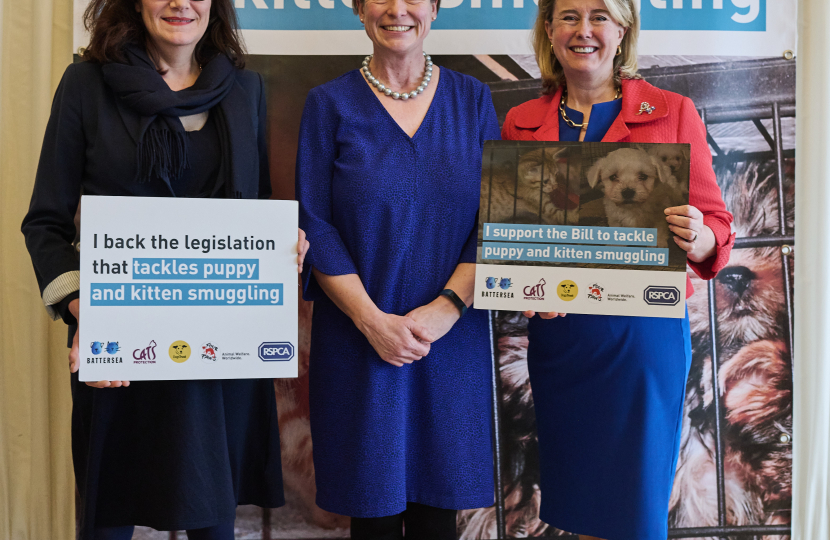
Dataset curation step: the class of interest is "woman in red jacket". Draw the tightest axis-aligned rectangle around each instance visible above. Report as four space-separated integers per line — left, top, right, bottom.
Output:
501 0 734 539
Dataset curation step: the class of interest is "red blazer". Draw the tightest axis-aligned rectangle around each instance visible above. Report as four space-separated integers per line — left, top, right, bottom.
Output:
501 78 735 298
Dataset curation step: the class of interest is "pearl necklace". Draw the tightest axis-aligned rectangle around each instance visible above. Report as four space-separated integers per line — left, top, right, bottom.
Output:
361 53 433 100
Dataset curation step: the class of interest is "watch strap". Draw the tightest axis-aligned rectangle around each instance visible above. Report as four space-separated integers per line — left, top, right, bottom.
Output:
440 289 468 317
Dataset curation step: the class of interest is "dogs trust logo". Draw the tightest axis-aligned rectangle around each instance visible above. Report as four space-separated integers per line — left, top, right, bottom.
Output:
644 286 681 306
557 280 578 302
587 283 604 302
169 340 192 363
524 279 546 301
133 340 157 364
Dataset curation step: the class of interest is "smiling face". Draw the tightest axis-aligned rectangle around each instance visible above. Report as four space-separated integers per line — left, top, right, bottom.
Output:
358 0 437 56
546 0 626 81
137 0 211 53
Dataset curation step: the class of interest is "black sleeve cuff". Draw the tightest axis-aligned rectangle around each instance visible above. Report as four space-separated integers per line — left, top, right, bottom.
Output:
55 290 80 326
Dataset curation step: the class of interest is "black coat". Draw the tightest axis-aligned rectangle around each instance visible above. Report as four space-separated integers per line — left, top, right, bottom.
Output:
21 60 284 536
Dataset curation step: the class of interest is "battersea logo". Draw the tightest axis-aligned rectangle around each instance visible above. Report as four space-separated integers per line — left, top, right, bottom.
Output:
259 342 295 362
641 0 765 32
644 286 681 306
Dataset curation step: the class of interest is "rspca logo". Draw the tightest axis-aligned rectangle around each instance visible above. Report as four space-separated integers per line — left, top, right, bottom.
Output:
644 286 681 306
641 0 765 32
259 342 295 362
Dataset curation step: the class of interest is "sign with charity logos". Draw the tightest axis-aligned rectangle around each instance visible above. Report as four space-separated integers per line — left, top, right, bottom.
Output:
474 141 688 318
79 196 299 381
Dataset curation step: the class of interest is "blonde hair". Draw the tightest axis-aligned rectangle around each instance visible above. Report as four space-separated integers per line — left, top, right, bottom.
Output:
533 0 641 95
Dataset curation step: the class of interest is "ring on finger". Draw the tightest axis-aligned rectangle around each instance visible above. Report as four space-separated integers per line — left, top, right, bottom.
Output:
690 231 698 242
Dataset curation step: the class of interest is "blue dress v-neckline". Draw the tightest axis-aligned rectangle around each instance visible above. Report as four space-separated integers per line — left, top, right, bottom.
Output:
357 68 444 142
558 98 623 142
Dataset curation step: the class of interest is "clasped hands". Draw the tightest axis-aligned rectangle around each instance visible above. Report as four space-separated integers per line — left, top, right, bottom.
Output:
358 295 461 367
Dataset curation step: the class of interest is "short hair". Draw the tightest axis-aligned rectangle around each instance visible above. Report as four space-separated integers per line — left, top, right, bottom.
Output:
82 0 246 69
533 0 640 95
352 0 441 16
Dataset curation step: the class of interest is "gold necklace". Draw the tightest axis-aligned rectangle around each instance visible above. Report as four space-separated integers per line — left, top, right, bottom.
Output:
559 86 622 129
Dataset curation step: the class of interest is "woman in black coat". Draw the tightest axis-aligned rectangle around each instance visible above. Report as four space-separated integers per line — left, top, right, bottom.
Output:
21 1 307 539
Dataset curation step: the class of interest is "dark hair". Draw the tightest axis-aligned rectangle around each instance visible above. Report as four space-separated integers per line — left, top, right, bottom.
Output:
82 0 246 69
352 0 441 16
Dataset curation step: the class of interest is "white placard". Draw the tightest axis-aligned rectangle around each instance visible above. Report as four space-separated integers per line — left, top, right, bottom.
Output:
474 264 687 318
79 196 299 381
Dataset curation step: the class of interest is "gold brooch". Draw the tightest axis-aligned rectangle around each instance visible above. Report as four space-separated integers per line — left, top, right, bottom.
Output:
637 102 656 115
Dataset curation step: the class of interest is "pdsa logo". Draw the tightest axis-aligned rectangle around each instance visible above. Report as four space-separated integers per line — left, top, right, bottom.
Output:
641 0 765 32
644 286 681 306
259 342 295 362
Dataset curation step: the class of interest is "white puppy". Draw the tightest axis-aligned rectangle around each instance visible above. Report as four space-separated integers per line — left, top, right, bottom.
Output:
586 148 681 248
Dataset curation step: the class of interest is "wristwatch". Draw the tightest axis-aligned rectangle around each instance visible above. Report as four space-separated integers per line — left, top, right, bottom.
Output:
439 289 468 317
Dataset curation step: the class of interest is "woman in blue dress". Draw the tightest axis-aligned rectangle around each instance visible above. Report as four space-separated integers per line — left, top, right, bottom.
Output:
296 0 500 538
501 0 735 539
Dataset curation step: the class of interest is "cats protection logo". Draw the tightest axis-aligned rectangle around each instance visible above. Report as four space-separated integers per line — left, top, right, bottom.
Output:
557 280 578 301
169 341 192 363
641 0 765 32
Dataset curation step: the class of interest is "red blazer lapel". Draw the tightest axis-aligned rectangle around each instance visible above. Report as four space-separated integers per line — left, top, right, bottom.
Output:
533 87 562 141
604 79 669 142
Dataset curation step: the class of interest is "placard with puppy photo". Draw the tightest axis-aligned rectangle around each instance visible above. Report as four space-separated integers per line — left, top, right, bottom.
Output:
475 141 690 318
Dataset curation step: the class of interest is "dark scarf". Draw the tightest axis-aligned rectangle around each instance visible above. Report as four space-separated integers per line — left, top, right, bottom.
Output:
102 44 258 198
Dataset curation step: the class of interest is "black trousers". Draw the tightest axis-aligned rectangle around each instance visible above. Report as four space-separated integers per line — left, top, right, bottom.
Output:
350 502 458 540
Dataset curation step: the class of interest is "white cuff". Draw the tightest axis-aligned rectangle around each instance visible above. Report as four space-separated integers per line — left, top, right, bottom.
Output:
42 271 80 321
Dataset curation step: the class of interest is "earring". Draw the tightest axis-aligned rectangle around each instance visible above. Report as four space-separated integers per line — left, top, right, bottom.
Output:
550 42 555 54
616 45 622 56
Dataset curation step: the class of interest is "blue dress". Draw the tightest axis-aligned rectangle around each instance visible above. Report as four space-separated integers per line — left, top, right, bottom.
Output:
527 100 693 540
296 68 501 518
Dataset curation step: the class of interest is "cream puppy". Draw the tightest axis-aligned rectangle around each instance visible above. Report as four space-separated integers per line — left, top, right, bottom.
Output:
648 144 690 198
586 148 679 248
